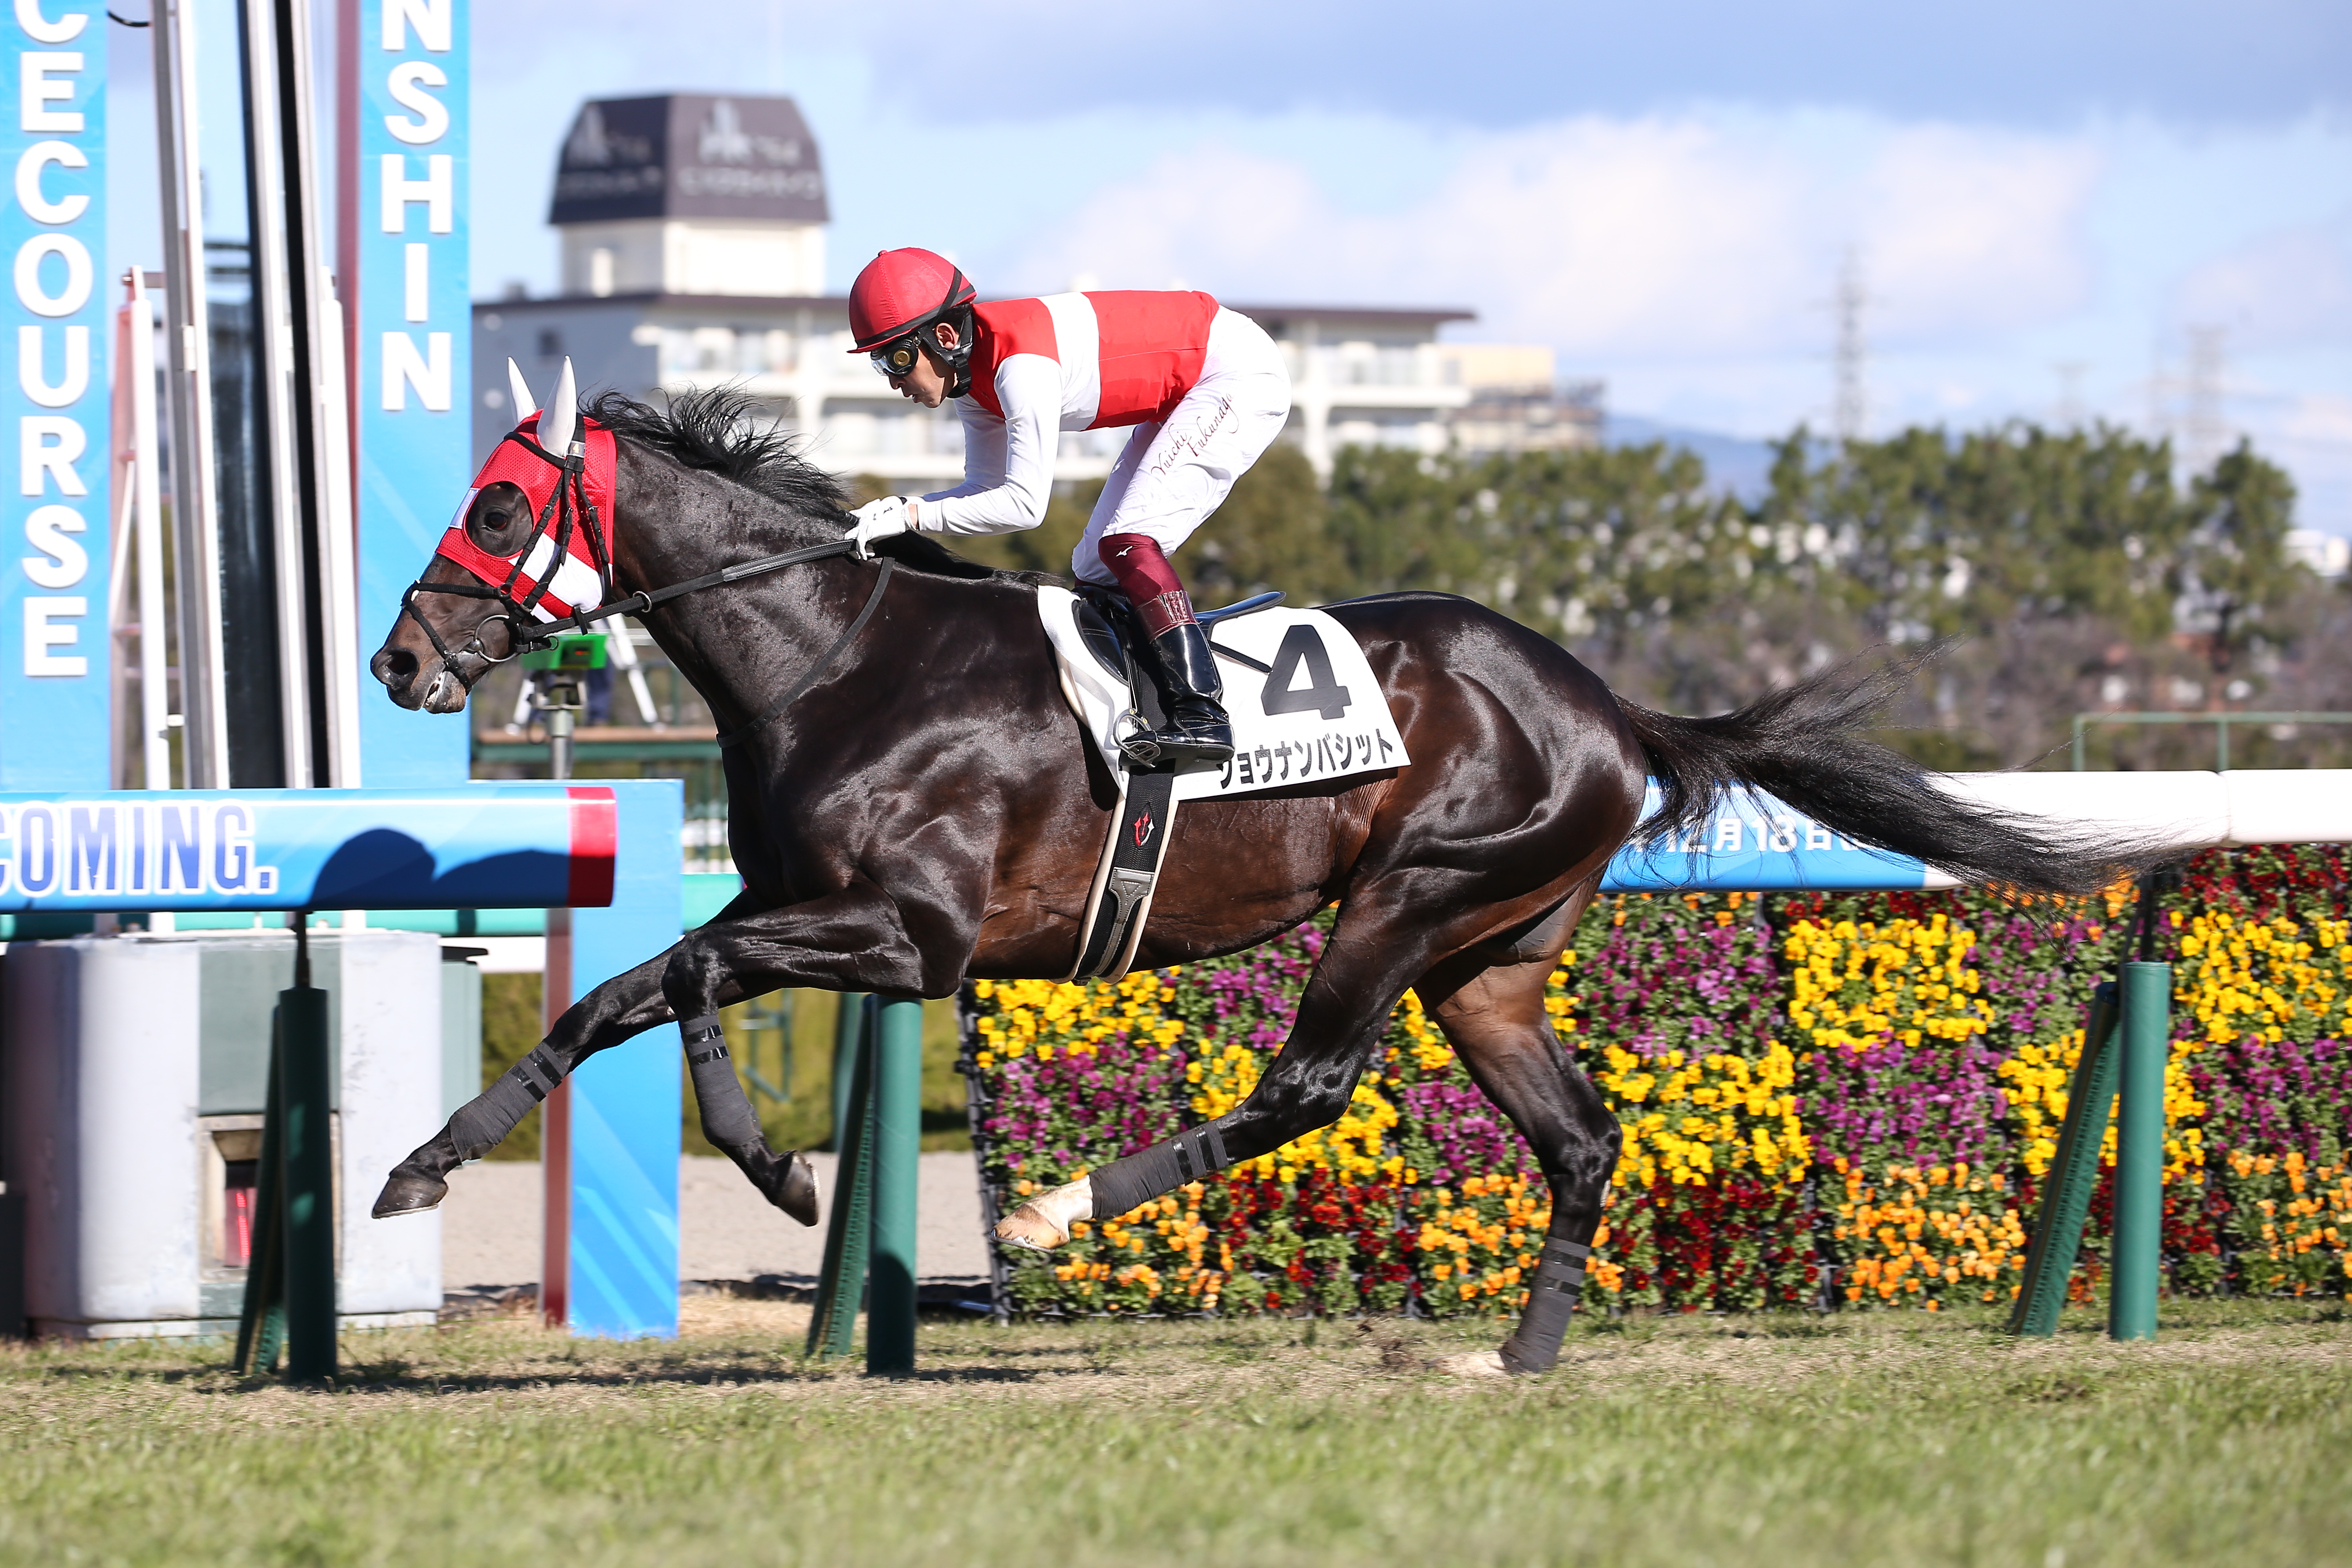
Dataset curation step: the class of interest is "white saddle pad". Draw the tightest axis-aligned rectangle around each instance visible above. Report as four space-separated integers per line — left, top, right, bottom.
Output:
1037 586 1411 802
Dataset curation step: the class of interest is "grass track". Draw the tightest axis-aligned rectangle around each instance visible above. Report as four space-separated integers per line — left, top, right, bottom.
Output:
1 1301 2346 1567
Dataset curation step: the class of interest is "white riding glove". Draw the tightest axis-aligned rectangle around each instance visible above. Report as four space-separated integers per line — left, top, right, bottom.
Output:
844 495 916 558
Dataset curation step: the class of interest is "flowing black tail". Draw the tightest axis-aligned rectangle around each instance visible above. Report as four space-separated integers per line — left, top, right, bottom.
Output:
1615 649 2156 896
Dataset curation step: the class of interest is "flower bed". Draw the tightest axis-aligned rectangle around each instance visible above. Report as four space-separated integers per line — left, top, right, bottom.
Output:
963 846 2352 1316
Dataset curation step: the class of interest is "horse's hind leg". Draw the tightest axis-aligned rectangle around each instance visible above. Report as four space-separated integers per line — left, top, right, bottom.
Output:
999 882 1535 1249
1416 931 1622 1375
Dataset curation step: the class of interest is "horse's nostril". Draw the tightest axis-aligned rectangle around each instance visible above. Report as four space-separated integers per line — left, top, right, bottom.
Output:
373 647 418 690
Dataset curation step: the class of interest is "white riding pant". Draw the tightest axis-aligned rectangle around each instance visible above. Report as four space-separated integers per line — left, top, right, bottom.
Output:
1071 308 1293 587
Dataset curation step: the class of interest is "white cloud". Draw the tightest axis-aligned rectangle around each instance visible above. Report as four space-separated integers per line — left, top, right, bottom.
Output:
2283 390 2352 447
2172 212 2352 349
1857 125 2102 338
1003 112 2103 366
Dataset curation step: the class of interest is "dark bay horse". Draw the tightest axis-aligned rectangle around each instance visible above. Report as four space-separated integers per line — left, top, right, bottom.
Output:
371 389 2136 1373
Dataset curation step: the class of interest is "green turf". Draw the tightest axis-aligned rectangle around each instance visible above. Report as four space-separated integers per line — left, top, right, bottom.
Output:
1 1301 2344 1567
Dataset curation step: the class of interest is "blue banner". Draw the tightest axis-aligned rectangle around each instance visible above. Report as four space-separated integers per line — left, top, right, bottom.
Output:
2 0 104 789
1602 785 1931 893
350 0 468 786
0 784 614 909
566 778 682 1339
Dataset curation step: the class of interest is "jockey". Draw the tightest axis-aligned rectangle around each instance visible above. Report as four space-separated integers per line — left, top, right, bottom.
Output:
841 248 1292 773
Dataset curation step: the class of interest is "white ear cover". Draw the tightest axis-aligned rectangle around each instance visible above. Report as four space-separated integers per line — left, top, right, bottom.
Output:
539 358 578 452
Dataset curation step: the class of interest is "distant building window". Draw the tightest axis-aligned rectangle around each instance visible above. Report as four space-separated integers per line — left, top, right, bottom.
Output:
537 328 563 358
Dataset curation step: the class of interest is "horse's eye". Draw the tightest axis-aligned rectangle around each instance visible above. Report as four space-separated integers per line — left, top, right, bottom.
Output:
467 484 531 554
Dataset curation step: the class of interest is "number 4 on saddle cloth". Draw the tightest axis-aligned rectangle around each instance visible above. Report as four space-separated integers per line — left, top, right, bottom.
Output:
1037 586 1411 981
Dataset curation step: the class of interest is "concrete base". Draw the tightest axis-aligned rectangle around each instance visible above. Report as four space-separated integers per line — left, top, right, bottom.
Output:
2 931 446 1339
33 1309 438 1341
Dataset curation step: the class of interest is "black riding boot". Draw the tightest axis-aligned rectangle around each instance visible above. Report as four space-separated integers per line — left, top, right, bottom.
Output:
1125 620 1235 774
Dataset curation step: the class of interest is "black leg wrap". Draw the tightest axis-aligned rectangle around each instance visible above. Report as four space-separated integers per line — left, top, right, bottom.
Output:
1090 1120 1231 1219
681 1014 764 1153
447 1045 563 1160
1498 1238 1592 1375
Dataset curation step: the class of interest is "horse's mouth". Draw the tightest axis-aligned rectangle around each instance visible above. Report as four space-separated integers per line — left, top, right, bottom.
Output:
372 645 474 715
418 668 470 714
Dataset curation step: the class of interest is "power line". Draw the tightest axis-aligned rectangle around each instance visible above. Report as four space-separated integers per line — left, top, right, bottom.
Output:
2183 324 2226 478
2052 361 2087 429
1833 247 1868 444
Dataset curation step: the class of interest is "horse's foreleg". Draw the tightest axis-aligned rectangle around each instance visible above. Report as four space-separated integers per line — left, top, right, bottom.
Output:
371 943 680 1217
1417 936 1620 1377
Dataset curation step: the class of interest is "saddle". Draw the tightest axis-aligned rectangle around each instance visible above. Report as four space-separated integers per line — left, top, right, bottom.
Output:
1063 588 1283 983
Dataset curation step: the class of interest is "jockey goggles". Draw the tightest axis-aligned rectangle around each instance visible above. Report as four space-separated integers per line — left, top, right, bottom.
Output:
868 331 931 380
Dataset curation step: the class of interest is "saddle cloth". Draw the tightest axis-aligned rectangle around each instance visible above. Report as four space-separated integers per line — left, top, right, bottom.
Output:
1036 586 1411 802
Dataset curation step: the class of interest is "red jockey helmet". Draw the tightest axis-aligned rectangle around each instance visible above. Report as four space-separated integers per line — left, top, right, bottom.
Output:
847 248 977 352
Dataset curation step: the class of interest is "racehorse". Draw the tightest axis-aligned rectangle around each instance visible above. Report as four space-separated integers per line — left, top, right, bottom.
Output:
370 386 2141 1373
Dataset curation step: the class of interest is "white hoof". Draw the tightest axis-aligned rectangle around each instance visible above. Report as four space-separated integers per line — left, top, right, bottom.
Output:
1436 1350 1510 1379
994 1176 1093 1252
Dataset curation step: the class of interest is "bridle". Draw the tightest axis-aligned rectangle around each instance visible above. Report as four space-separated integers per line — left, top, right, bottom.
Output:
402 423 894 747
398 426 622 671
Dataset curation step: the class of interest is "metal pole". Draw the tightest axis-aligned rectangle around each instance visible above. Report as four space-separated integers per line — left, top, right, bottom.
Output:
807 998 875 1360
540 705 574 1330
955 981 1014 1323
547 706 574 783
2111 960 2168 1341
2007 983 2121 1336
150 0 231 786
280 916 336 1380
126 273 172 789
2072 715 2087 772
242 0 317 785
233 1022 288 1374
2215 718 2229 773
2008 983 2117 1333
832 991 868 1149
866 996 923 1376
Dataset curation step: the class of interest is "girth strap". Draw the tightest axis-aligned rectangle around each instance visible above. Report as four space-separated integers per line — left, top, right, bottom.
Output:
1065 765 1179 982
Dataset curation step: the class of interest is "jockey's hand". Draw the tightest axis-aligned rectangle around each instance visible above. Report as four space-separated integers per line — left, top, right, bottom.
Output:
844 495 915 558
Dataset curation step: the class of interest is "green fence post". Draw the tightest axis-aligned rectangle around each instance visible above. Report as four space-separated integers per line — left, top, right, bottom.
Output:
866 995 923 1376
806 997 875 1359
279 921 337 1382
831 991 869 1151
2110 960 2170 1341
2007 983 2120 1336
233 1017 288 1376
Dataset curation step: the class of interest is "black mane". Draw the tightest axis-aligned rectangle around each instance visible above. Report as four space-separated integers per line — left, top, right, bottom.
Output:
584 387 1028 584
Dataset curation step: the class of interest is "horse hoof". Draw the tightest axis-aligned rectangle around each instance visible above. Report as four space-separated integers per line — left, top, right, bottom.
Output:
993 1176 1092 1252
759 1150 821 1226
993 1204 1070 1252
372 1173 448 1219
1436 1350 1511 1379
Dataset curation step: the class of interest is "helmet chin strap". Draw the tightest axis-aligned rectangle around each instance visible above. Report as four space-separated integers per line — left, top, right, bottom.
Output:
931 318 975 399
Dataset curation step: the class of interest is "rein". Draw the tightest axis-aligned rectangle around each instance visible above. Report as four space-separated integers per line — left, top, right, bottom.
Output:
405 425 892 739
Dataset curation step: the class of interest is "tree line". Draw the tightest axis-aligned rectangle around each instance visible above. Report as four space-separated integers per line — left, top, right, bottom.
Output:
922 422 2345 772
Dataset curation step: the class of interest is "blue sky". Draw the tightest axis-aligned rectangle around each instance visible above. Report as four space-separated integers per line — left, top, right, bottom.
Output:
108 1 2352 529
